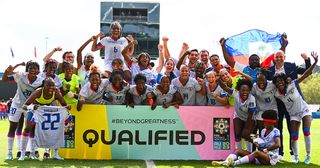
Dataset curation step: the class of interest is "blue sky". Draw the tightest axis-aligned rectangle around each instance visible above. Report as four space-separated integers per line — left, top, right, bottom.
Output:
1 0 319 72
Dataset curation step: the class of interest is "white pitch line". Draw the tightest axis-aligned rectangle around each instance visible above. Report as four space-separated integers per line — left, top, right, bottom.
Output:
145 160 157 168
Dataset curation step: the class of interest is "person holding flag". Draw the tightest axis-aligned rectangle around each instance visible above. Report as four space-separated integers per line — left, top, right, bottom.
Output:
219 29 286 83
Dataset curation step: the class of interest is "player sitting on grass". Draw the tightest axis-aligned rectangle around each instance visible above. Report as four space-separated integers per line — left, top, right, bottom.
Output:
212 109 281 166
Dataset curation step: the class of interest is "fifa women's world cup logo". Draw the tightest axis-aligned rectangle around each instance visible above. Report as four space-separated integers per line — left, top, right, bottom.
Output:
213 118 230 150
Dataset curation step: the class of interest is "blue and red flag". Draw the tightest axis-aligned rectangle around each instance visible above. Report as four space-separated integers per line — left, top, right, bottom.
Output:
225 29 285 69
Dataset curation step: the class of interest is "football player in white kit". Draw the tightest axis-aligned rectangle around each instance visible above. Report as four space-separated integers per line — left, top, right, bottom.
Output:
91 21 134 82
77 70 110 111
251 68 277 133
171 65 206 106
273 51 318 164
19 77 69 161
212 110 281 166
126 73 156 110
219 78 257 152
104 70 129 105
3 61 42 160
205 71 228 106
153 75 183 108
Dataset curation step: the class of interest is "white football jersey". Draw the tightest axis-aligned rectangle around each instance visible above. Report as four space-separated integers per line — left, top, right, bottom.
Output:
251 81 277 112
131 62 156 86
11 72 43 107
33 106 69 148
129 85 154 105
79 79 110 104
38 72 63 88
153 85 178 105
99 36 128 65
260 127 280 156
274 80 309 116
233 91 257 121
171 77 202 106
104 83 130 105
206 83 228 106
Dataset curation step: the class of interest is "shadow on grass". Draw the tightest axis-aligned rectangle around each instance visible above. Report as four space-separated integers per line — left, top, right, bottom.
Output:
1 159 146 168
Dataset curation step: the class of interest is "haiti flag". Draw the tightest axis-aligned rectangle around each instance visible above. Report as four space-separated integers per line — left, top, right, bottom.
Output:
225 29 285 69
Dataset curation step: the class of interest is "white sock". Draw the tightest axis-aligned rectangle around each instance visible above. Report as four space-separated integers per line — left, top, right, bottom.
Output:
245 141 252 152
304 135 311 156
235 140 242 149
20 134 29 153
29 137 35 153
16 134 21 151
7 136 14 154
292 140 299 157
234 155 253 166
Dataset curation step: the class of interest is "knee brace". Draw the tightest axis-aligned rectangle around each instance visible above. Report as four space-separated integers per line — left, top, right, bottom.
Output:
303 128 311 136
291 132 299 141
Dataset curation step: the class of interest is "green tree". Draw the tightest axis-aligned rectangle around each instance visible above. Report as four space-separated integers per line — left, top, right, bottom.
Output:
300 73 320 104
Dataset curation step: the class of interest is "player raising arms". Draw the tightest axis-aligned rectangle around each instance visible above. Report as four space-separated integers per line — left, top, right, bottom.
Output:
273 51 318 164
91 21 134 81
3 61 43 160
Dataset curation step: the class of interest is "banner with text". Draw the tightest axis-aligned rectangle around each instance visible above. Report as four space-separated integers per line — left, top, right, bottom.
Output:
59 105 235 160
